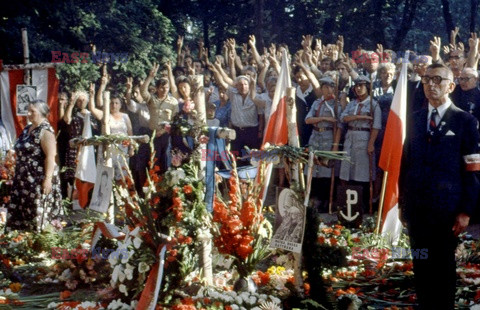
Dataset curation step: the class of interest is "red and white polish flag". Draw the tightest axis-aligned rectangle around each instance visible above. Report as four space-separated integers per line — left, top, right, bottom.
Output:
257 49 291 203
378 51 409 244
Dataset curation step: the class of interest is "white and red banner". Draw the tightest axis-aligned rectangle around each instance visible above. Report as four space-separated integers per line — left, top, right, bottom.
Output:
258 50 291 203
74 111 96 208
0 68 59 142
262 50 290 146
378 52 409 244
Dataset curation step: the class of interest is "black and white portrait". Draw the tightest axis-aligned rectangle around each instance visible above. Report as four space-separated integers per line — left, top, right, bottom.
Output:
89 165 114 213
16 85 37 116
270 188 306 253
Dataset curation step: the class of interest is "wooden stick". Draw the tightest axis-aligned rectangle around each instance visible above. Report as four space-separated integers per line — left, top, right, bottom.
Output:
21 28 30 85
369 81 374 215
329 74 340 214
375 171 389 234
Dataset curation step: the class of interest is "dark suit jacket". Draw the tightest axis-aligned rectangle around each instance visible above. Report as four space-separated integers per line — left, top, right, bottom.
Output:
400 104 480 227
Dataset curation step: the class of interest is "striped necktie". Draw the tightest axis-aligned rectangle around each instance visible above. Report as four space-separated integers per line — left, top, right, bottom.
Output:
429 108 438 133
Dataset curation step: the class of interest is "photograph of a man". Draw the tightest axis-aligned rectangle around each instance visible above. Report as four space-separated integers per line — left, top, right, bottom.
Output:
89 165 114 213
16 85 37 116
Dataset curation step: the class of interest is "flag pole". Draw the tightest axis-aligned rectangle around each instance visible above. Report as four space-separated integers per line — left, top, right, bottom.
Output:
368 80 374 215
375 171 388 234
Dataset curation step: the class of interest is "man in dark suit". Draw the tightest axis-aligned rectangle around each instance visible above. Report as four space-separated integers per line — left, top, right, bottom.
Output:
400 63 480 309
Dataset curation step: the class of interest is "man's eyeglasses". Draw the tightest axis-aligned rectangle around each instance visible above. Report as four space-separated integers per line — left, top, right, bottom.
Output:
458 77 475 82
421 76 451 85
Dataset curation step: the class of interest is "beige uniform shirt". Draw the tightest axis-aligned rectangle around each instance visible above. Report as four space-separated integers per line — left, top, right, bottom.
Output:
146 95 179 134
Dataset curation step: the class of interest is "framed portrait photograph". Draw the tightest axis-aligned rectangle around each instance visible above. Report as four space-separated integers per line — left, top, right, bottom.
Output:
16 85 37 116
270 188 306 253
89 165 114 213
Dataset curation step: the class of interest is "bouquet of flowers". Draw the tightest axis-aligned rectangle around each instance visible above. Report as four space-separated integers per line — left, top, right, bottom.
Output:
212 160 272 285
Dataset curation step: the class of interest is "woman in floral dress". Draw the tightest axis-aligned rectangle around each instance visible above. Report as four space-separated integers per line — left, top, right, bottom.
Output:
7 101 62 231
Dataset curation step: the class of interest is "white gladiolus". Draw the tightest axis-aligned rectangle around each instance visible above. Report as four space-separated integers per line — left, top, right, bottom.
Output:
119 284 128 296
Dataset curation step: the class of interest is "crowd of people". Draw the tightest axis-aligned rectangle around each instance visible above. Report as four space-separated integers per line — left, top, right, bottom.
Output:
2 29 480 309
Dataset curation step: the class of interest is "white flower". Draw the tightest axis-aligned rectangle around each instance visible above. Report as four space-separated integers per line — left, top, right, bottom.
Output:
270 296 281 305
47 302 60 308
124 264 134 280
121 250 134 264
78 301 98 308
58 269 72 281
112 265 124 284
133 237 142 249
138 262 150 273
109 253 119 266
231 305 239 310
119 284 128 296
235 296 243 304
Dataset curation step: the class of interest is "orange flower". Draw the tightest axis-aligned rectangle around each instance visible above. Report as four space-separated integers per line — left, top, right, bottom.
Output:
303 282 311 296
9 282 21 293
183 184 193 194
60 290 72 300
330 237 338 246
317 236 325 244
333 229 341 236
322 227 333 234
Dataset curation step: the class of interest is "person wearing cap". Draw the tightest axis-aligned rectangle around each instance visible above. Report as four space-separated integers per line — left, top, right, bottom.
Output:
206 102 220 127
210 61 261 163
305 76 343 210
339 75 381 212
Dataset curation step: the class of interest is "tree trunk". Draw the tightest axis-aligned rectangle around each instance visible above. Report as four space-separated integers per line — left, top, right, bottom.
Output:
392 0 420 50
441 0 455 40
254 0 265 51
372 0 387 47
203 16 209 53
471 0 479 33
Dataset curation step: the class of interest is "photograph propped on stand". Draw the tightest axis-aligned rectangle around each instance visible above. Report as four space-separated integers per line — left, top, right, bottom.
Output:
89 165 114 213
270 188 306 253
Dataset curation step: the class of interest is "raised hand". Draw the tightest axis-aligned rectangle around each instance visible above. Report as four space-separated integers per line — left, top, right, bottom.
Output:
315 38 322 51
337 35 344 52
149 62 160 79
89 83 95 96
227 38 236 51
165 59 172 71
443 45 450 55
430 36 441 61
241 43 248 55
269 43 276 58
376 43 384 62
450 26 460 45
177 35 184 50
126 77 133 92
248 34 256 47
301 35 313 50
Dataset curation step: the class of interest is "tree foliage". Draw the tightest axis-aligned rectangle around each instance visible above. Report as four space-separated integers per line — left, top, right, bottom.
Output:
0 0 175 92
